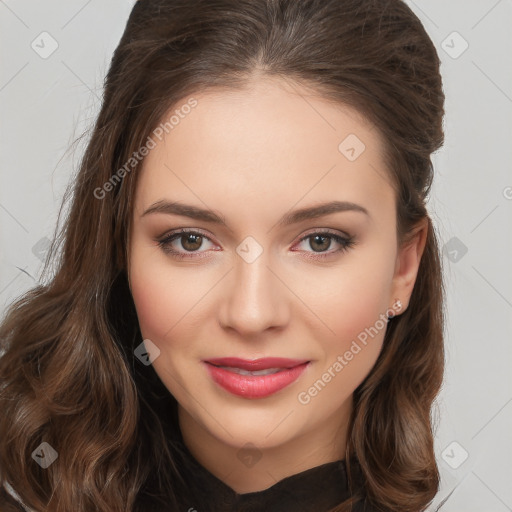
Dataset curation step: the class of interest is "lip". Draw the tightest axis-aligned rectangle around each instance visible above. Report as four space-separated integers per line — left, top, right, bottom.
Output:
203 358 311 399
205 357 309 371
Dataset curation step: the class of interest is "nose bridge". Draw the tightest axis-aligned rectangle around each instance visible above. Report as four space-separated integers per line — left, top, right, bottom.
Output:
219 245 287 334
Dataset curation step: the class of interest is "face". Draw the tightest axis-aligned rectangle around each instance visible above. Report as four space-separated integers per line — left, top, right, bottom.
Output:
128 77 424 459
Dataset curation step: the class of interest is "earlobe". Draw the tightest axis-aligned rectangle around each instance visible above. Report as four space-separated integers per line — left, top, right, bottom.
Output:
387 299 403 318
390 217 429 313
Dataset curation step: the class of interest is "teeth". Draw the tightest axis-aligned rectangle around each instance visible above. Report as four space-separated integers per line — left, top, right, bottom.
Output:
218 366 283 376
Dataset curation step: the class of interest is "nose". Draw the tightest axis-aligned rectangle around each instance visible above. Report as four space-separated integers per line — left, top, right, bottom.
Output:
217 251 289 337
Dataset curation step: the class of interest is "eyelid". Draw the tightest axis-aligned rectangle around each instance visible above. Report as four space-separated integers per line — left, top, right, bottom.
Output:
295 227 352 241
156 227 216 241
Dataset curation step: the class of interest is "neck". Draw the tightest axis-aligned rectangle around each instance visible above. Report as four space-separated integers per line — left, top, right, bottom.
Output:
177 397 352 494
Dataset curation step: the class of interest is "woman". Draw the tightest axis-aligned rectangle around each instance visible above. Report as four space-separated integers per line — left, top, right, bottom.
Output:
0 0 446 510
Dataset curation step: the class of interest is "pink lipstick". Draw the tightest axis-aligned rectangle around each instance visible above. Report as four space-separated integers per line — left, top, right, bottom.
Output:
203 357 310 399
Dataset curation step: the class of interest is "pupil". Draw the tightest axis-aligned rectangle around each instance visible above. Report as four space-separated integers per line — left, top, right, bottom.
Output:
311 235 329 252
183 234 202 251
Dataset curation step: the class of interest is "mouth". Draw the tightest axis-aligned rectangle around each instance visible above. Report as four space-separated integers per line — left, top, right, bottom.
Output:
203 357 311 399
209 366 286 376
205 357 310 371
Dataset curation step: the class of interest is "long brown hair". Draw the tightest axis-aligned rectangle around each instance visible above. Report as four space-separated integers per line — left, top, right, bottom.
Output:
0 0 445 510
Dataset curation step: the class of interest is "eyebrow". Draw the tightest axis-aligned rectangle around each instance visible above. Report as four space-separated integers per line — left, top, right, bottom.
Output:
141 200 370 227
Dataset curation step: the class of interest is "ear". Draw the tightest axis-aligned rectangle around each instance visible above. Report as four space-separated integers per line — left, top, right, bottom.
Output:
390 217 429 314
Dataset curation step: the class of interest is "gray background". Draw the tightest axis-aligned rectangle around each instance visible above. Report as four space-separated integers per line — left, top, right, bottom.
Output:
1 1 511 510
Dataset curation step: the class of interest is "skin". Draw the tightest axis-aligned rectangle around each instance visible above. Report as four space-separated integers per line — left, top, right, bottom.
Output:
127 76 427 494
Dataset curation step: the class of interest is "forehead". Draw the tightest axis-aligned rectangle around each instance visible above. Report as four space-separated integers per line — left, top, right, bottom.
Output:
134 77 394 224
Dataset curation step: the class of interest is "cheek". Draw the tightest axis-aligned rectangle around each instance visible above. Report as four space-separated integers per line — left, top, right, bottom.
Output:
128 244 220 365
337 277 389 342
128 247 192 343
296 260 393 346
300 273 390 411
294 251 395 389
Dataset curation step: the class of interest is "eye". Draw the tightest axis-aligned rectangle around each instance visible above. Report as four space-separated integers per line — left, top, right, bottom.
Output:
292 230 356 260
156 229 217 259
156 228 356 260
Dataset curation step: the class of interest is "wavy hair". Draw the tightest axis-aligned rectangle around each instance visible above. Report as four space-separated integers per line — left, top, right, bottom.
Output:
0 0 445 510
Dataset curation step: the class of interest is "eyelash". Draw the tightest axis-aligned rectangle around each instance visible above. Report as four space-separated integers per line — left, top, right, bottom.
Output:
156 228 356 261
